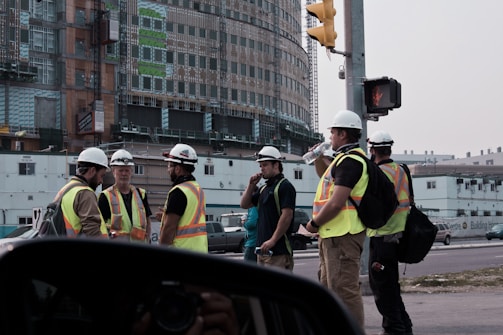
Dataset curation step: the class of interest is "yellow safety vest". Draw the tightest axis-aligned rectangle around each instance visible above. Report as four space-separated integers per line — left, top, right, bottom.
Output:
367 162 411 236
162 181 208 252
313 149 367 238
102 186 149 243
60 181 108 237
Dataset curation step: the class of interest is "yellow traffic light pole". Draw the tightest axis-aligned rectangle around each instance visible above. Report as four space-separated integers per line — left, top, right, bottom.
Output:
307 0 370 275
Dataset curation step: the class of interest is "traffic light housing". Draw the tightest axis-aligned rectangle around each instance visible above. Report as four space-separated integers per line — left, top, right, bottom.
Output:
306 0 337 49
364 77 402 112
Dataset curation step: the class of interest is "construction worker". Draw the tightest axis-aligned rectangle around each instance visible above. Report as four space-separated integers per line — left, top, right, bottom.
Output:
367 130 414 335
98 149 152 243
305 110 367 327
157 143 208 252
58 147 109 238
240 145 296 271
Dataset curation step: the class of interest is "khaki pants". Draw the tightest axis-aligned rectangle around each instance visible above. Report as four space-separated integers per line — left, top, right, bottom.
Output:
319 231 366 328
257 254 294 272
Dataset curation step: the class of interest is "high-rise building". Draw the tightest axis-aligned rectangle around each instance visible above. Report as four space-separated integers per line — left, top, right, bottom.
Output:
0 0 321 155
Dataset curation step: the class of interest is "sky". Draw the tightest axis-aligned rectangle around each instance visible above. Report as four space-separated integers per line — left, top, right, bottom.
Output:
315 0 503 159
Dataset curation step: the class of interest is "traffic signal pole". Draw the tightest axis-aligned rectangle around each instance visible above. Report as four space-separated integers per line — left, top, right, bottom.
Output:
342 0 370 276
343 0 367 149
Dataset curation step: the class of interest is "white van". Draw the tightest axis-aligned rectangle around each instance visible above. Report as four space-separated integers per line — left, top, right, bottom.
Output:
219 213 247 232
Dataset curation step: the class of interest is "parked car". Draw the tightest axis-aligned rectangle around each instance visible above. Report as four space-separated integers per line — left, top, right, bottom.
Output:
0 225 38 248
486 223 503 240
0 239 364 335
206 221 246 253
434 222 451 245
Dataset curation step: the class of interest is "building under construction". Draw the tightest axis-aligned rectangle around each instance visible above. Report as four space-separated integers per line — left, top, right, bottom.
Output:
0 0 322 155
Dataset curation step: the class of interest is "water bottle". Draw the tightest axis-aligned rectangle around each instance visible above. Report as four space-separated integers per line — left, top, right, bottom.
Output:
302 142 331 165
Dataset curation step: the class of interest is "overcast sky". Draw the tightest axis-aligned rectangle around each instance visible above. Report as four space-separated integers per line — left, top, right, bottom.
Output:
315 0 503 158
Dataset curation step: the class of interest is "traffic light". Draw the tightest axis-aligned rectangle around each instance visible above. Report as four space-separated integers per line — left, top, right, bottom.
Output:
364 77 402 112
306 0 337 49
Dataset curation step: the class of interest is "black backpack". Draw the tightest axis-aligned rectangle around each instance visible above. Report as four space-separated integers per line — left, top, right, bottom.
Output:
39 183 79 237
335 150 398 229
398 164 438 263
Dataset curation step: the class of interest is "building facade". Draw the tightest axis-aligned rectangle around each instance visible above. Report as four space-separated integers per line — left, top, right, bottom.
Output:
0 0 320 155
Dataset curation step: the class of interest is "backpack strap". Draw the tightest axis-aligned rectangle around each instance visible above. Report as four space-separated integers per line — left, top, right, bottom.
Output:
400 163 415 205
259 178 285 216
334 150 367 210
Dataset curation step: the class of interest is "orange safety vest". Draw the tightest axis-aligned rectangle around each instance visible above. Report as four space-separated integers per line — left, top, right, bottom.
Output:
367 162 411 236
102 186 149 242
162 180 208 252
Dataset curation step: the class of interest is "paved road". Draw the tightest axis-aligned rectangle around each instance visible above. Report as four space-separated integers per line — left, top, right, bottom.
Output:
363 290 503 335
220 240 503 334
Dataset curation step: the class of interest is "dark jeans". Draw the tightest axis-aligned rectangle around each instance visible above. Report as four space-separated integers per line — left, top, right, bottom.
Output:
243 246 257 263
369 236 413 334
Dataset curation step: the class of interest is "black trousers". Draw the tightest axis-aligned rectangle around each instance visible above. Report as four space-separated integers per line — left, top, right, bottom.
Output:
369 236 413 334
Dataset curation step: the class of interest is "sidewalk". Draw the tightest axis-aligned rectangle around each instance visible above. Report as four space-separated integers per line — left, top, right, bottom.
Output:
363 290 503 335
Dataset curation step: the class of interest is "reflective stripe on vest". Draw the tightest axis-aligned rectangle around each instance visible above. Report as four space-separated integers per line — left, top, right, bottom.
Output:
313 150 367 238
166 181 208 252
103 186 148 242
60 183 108 237
367 162 411 236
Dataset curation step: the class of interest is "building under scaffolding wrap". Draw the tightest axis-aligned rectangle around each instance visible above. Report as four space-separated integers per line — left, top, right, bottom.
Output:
0 0 323 155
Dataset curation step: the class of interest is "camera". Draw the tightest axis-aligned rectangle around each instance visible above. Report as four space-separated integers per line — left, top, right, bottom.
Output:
145 281 202 334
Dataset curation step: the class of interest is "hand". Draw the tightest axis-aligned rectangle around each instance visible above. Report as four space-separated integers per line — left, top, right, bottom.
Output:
154 206 164 221
249 173 262 186
306 220 319 233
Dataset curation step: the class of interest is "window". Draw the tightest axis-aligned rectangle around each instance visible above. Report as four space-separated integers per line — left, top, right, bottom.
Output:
75 8 86 25
69 163 76 176
75 39 86 56
200 84 207 97
178 53 185 65
135 165 144 175
189 83 196 96
75 70 85 87
240 64 246 76
177 24 184 34
178 82 185 94
188 26 195 36
294 169 303 180
209 58 217 70
205 163 214 175
166 51 174 63
143 47 151 61
166 80 174 93
19 162 35 175
188 54 196 67
199 56 206 68
426 181 436 189
231 89 238 102
18 217 33 225
143 77 151 90
231 62 237 74
154 49 163 62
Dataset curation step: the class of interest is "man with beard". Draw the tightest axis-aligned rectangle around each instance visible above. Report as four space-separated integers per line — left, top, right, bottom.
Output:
240 146 296 271
99 149 152 243
57 147 109 238
156 143 208 252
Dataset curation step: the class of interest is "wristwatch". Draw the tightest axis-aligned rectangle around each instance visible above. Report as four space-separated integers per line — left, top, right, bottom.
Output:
310 219 319 228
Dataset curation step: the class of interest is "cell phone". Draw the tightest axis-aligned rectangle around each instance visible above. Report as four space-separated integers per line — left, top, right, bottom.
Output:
254 247 273 256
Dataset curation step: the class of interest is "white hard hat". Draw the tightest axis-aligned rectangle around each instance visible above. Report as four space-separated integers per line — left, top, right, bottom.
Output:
110 149 134 166
78 147 109 169
256 146 283 162
163 143 198 165
368 130 394 148
328 110 362 130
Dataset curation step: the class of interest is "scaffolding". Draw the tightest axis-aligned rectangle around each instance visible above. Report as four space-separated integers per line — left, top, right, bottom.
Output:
305 0 319 133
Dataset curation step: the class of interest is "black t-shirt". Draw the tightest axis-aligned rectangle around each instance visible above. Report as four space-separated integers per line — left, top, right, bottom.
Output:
331 155 364 188
98 188 152 222
164 175 196 216
252 174 296 255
